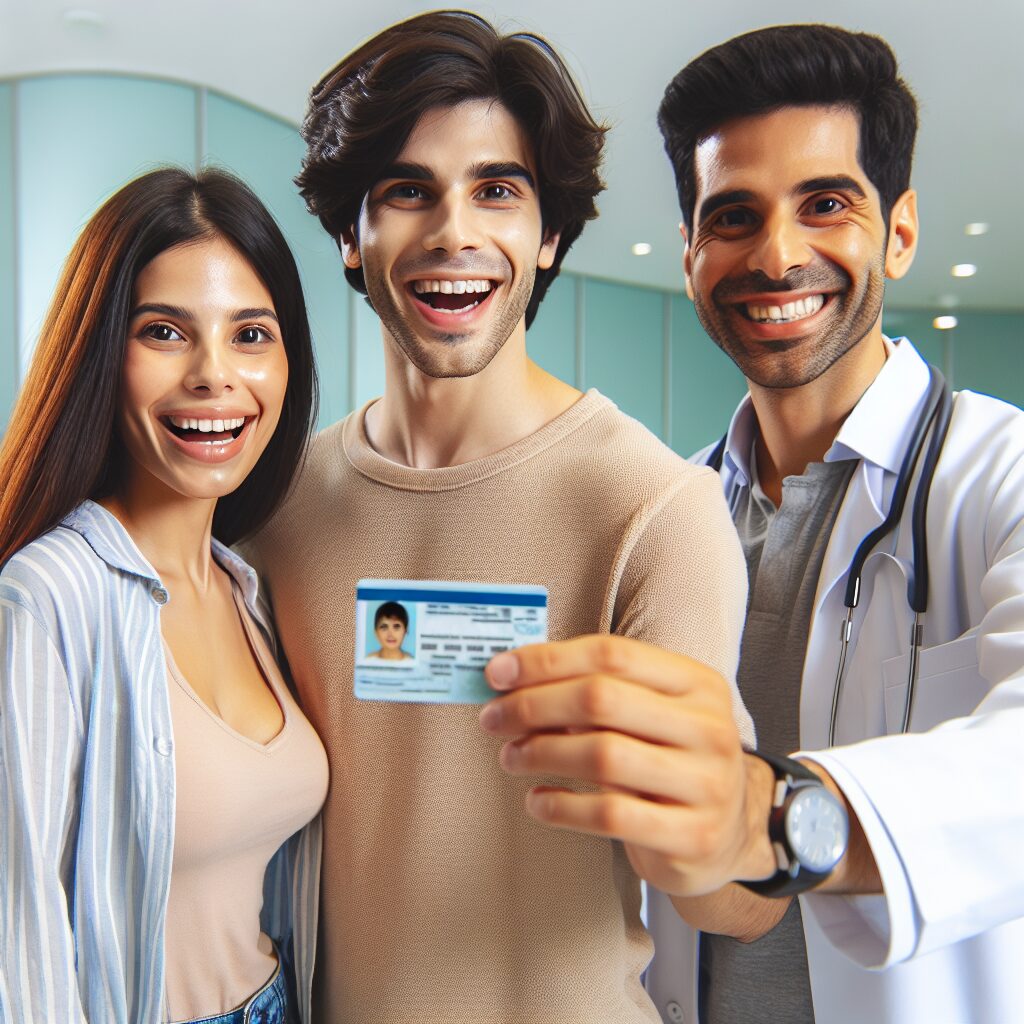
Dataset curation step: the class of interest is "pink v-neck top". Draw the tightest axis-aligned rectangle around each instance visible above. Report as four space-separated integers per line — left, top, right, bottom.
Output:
161 585 328 1023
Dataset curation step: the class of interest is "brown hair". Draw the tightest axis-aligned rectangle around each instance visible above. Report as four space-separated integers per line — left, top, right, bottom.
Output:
0 167 318 566
296 9 607 329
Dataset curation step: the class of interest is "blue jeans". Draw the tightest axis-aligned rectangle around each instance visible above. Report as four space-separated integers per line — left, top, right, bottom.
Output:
182 956 293 1024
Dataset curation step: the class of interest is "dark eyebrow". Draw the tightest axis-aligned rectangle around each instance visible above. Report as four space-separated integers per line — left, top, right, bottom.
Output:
375 161 536 191
233 307 279 324
130 303 278 324
796 175 866 199
131 302 193 321
377 162 435 183
696 189 756 225
469 161 535 190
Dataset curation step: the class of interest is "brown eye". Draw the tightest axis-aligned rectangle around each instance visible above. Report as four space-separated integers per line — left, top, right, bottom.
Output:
143 323 182 343
237 326 271 346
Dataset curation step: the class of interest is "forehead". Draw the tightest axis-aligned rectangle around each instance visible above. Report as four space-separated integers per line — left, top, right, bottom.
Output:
693 105 869 202
135 236 270 303
396 98 536 176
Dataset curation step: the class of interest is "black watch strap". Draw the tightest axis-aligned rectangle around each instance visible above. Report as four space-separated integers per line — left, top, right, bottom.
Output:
739 751 845 898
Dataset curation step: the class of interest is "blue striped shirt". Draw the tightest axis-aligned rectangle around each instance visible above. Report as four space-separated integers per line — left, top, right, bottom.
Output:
0 501 321 1024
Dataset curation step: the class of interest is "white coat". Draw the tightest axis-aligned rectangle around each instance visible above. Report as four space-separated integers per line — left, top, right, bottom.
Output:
646 338 1024 1024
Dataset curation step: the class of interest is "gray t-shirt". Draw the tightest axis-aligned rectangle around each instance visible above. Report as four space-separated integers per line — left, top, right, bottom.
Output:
701 450 855 1024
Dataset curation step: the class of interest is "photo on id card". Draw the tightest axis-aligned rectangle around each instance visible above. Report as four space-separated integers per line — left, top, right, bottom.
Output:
354 579 548 704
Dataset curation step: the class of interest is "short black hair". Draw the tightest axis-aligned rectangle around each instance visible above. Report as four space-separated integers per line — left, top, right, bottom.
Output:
375 601 409 629
658 24 918 230
297 9 606 329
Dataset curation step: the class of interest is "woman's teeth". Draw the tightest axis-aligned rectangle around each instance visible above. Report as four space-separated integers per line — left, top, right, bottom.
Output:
168 416 245 433
745 294 825 323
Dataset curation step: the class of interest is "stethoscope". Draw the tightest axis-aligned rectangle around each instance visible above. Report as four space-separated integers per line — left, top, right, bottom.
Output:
707 364 955 744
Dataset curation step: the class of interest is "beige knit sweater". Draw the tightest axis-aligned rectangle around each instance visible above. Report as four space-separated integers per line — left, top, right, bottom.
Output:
250 390 751 1024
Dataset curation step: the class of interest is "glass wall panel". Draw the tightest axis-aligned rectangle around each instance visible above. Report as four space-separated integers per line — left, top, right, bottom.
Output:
353 296 386 411
526 272 577 387
16 76 195 374
669 295 747 458
205 92 349 429
0 83 16 432
952 311 1024 408
583 278 664 438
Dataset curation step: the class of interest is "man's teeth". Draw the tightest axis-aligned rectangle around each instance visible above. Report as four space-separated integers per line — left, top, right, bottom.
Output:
745 294 825 323
168 416 246 432
412 279 492 295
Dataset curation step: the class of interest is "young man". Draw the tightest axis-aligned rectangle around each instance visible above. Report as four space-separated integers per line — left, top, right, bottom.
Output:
481 24 1024 1024
249 12 753 1022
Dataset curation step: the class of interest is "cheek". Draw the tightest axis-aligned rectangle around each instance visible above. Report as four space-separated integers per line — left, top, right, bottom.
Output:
241 351 290 424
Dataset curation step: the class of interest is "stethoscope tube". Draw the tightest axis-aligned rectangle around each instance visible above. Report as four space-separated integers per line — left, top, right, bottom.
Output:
829 365 953 743
706 364 955 747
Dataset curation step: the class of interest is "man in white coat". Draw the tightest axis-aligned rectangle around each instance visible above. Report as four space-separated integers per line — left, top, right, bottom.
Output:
479 23 1024 1024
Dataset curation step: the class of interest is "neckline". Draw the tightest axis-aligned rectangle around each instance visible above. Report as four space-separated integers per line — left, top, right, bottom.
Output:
341 388 611 492
163 582 288 754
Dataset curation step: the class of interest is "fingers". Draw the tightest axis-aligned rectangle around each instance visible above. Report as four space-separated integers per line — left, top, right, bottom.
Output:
500 729 739 807
486 635 722 697
523 785 730 865
480 675 737 754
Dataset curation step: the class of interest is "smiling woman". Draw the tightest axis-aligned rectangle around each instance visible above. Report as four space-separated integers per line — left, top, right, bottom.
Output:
0 168 326 1024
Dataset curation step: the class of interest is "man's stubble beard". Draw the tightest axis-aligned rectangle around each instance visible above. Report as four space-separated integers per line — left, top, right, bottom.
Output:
363 264 536 380
693 252 887 390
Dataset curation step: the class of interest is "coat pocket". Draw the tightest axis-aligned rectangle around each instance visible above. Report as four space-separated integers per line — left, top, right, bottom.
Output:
882 634 988 733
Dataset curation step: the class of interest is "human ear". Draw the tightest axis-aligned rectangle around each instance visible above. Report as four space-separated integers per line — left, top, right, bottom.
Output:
681 222 695 301
884 190 918 280
537 230 561 271
341 227 361 270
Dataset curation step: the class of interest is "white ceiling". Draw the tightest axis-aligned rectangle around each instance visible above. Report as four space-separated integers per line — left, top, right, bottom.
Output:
1 0 1021 311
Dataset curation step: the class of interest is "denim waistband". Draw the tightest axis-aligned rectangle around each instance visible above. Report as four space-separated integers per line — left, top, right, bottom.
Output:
178 955 291 1024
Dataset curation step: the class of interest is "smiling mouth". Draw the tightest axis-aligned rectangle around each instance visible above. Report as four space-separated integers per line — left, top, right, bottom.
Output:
740 293 827 324
162 415 250 444
410 278 494 315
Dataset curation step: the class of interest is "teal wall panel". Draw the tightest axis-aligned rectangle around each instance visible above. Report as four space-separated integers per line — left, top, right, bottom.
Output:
205 92 349 430
669 295 747 457
583 278 664 438
950 311 1024 408
354 295 386 410
0 84 15 433
16 76 195 375
526 272 577 386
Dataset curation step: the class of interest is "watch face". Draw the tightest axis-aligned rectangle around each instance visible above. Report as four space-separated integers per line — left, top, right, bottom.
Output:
786 788 849 873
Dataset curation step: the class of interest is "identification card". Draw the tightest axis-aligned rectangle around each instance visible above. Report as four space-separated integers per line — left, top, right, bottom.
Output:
354 579 548 703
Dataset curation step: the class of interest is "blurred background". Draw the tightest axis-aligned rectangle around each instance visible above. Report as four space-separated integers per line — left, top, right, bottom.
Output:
1 0 1021 453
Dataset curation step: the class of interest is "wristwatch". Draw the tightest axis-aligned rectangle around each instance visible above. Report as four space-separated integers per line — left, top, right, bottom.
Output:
740 751 849 897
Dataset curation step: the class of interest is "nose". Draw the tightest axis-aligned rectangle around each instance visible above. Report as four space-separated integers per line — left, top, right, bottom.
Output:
184 339 234 395
747 213 812 281
420 191 482 255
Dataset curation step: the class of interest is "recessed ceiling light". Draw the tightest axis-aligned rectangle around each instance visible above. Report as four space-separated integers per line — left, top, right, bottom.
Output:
964 223 989 236
631 242 652 256
951 263 977 278
933 315 958 330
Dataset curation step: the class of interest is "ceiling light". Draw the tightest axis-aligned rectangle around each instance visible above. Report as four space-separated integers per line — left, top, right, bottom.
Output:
951 263 977 278
631 242 652 256
933 315 958 330
964 223 989 236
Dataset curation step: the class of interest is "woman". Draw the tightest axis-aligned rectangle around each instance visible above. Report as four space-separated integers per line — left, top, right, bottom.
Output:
366 600 414 661
0 168 325 1024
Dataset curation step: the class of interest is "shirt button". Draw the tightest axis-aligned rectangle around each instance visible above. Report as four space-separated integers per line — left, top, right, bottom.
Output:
151 586 169 605
665 1002 686 1024
154 737 173 756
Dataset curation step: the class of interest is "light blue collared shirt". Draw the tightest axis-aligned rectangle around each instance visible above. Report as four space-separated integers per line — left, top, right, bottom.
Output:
0 501 321 1024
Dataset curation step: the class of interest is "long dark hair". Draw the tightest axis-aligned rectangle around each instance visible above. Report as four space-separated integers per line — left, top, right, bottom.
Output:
297 9 607 329
0 167 318 565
